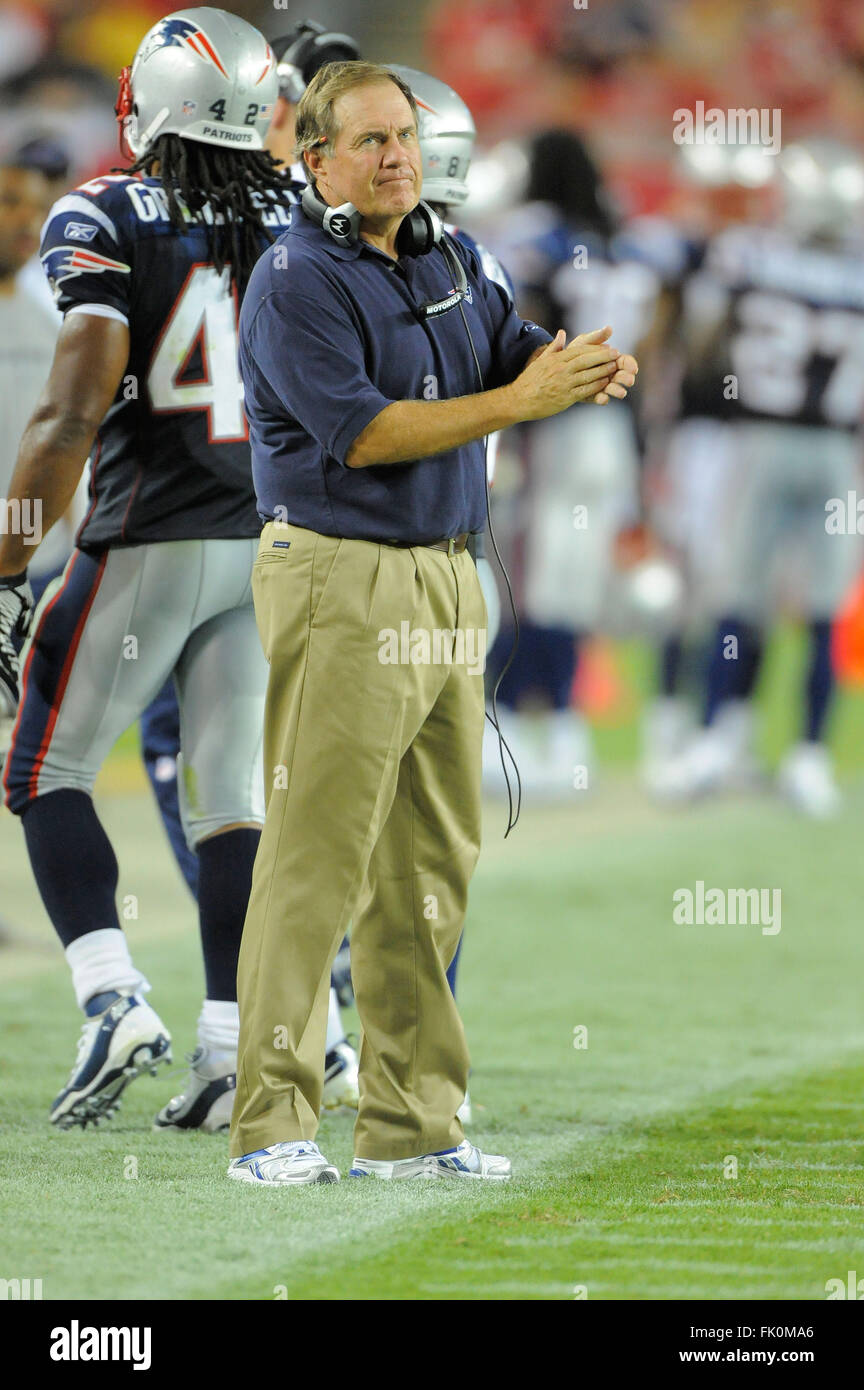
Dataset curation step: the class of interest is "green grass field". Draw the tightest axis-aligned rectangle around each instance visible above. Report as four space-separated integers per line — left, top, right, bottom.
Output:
2 630 864 1301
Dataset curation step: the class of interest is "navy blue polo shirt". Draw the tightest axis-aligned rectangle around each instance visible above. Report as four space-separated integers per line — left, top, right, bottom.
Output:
239 205 552 543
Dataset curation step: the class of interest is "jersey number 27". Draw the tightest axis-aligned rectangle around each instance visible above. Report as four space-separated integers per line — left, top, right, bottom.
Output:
149 264 246 442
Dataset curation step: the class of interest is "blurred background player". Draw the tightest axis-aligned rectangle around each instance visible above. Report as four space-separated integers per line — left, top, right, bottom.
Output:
0 151 66 703
0 7 293 1131
654 138 864 817
482 129 661 798
0 146 63 942
638 144 773 794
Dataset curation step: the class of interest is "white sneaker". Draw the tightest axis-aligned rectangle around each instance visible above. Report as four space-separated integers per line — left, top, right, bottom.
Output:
227 1140 339 1186
531 710 593 800
778 742 841 818
322 1039 359 1111
641 696 694 794
350 1139 511 1182
51 992 172 1129
652 700 759 800
154 1045 235 1133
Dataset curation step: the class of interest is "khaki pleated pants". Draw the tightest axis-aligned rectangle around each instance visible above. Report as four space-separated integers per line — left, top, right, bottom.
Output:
229 521 487 1161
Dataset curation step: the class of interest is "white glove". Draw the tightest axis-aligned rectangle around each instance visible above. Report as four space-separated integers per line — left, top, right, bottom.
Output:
0 571 33 719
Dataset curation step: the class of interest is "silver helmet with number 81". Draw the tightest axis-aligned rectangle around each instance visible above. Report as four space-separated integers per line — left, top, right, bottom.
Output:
386 65 475 209
117 7 277 157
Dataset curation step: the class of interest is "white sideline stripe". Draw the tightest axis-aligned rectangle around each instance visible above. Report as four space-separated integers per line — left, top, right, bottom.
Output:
46 194 120 243
65 303 129 326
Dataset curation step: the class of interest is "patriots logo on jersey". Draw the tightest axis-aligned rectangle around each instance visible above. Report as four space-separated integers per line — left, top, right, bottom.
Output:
140 17 228 78
42 244 131 296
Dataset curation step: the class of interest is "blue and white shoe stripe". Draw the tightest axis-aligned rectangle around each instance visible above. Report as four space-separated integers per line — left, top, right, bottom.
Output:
349 1140 511 1181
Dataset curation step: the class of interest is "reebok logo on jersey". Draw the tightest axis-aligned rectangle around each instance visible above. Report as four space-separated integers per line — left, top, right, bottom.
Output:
63 221 98 242
41 245 131 293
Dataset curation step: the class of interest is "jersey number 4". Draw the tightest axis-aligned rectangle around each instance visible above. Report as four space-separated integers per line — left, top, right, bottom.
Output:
148 263 246 442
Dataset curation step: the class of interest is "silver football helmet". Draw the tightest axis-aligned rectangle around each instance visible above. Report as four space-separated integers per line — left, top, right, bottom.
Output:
386 65 475 209
778 138 864 241
117 7 277 157
677 142 776 189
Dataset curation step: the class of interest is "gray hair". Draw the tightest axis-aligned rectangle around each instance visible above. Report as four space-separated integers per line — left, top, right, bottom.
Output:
294 61 419 170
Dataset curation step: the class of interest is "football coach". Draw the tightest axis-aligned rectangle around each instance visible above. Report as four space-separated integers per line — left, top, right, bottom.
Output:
227 61 638 1187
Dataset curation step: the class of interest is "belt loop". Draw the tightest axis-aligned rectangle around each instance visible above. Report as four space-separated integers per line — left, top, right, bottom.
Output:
447 537 456 558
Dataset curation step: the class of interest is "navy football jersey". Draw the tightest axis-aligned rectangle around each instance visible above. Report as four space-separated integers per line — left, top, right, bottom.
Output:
491 200 662 355
40 173 297 551
450 225 516 301
679 224 864 430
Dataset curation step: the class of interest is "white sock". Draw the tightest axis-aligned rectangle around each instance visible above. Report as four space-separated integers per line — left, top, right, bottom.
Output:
65 928 150 1012
326 987 344 1052
197 999 239 1055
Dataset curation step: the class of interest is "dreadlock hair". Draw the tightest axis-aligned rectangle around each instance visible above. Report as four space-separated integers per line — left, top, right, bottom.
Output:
120 134 293 290
526 129 616 239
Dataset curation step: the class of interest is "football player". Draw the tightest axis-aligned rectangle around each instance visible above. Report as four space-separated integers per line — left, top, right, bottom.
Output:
0 150 63 944
135 18 360 880
656 139 864 816
482 130 660 797
0 153 66 716
640 144 775 795
0 7 297 1132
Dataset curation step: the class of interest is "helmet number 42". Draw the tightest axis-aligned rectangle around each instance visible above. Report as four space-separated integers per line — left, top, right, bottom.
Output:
148 264 246 442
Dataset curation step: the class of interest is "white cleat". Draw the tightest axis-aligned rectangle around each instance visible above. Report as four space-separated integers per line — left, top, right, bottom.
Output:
651 700 759 801
227 1140 339 1186
154 1045 235 1133
322 1039 359 1111
529 710 594 801
641 696 695 794
778 742 841 819
350 1139 511 1182
51 993 172 1130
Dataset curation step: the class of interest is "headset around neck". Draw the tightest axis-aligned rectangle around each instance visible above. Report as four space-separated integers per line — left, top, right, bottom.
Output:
299 182 468 317
301 181 444 255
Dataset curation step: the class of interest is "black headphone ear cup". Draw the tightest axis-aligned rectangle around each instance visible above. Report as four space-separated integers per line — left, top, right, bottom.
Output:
396 201 441 257
283 23 322 78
